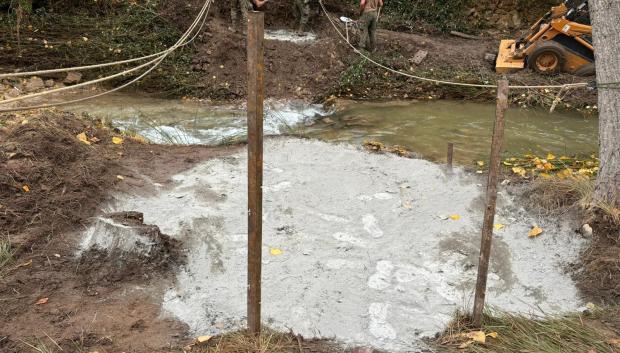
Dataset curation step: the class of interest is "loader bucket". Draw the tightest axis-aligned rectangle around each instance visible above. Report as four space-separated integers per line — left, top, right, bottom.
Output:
496 39 525 73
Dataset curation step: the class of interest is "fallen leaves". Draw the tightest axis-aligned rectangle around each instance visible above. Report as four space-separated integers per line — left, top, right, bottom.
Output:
450 330 499 349
22 185 30 192
449 214 461 221
504 153 599 179
494 223 505 231
35 297 49 305
112 136 124 145
269 248 283 256
76 132 91 145
528 226 543 238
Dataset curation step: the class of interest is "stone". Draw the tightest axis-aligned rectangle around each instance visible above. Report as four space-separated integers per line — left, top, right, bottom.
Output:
24 76 45 92
44 79 55 88
5 88 20 98
64 71 82 84
484 53 497 63
410 50 428 65
580 223 593 237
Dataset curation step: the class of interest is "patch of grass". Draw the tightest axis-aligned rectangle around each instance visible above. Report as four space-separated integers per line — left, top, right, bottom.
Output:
0 237 14 275
437 310 620 353
525 176 594 215
193 329 300 353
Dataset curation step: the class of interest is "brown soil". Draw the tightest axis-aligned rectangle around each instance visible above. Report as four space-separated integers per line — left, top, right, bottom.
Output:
0 110 243 353
576 213 620 306
174 2 597 107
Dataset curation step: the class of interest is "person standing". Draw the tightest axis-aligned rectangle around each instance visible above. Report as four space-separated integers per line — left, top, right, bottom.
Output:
358 0 383 52
230 0 268 31
294 0 311 33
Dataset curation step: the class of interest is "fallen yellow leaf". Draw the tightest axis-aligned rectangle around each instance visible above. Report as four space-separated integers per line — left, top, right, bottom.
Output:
557 168 573 179
196 335 212 344
270 248 283 256
486 332 498 338
512 167 526 177
494 223 505 231
112 136 124 145
606 338 620 347
546 153 556 160
528 226 543 238
559 156 570 160
468 331 486 343
22 185 30 192
116 175 125 180
449 214 461 221
477 161 485 167
76 132 91 145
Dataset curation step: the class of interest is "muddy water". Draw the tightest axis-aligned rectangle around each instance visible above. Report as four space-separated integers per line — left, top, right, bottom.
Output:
307 100 598 163
66 95 598 163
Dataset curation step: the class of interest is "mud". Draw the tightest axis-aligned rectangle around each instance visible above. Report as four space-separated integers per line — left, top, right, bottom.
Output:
0 110 242 353
94 137 585 352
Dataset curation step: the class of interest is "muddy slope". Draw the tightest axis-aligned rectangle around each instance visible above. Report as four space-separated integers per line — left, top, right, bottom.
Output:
0 110 241 353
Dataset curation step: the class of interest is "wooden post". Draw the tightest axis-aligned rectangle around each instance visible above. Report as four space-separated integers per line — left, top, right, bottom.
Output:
247 10 264 335
472 79 509 327
447 142 454 170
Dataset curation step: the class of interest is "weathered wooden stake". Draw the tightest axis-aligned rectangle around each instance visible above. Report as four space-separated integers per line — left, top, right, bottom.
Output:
247 11 264 335
472 79 509 327
447 142 454 170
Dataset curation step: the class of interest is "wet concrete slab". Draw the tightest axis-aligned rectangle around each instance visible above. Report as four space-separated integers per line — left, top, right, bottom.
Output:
84 138 584 352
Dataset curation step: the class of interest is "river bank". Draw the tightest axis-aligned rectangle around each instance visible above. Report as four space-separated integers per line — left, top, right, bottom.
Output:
0 109 617 353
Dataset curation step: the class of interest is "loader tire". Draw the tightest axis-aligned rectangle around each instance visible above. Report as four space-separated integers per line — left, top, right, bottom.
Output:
528 42 567 75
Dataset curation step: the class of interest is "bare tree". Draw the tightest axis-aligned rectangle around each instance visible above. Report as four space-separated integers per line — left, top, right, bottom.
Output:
590 0 620 208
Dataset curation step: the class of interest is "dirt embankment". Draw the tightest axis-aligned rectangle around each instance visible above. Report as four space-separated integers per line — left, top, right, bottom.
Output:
0 110 242 352
0 0 598 109
172 1 597 108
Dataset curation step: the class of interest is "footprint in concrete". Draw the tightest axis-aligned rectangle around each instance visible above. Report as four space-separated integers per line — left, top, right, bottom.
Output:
332 232 368 247
368 302 397 339
368 260 394 290
362 214 384 238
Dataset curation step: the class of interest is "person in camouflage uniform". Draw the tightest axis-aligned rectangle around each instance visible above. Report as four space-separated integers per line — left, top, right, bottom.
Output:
294 0 310 33
358 0 383 51
230 0 267 30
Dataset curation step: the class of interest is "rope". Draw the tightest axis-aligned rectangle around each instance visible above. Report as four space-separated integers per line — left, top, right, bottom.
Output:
0 0 212 111
0 0 212 113
0 2 208 79
317 0 590 90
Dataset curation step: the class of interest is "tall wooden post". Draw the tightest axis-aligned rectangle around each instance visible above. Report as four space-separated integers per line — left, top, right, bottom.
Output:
247 11 264 335
472 79 509 327
447 142 454 170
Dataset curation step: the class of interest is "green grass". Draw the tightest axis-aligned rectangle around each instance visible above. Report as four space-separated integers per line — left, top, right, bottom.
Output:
438 310 619 353
0 237 14 276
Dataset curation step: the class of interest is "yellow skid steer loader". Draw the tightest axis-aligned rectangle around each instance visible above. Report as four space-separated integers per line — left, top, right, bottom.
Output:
496 0 594 76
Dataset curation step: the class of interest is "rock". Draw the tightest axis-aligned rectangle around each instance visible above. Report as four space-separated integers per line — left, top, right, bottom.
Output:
322 117 334 124
5 88 20 98
44 79 55 88
24 76 45 92
64 71 82 84
410 50 428 65
484 53 497 63
580 223 593 237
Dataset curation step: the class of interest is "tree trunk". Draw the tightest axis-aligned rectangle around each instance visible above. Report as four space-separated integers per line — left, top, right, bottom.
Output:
590 0 620 208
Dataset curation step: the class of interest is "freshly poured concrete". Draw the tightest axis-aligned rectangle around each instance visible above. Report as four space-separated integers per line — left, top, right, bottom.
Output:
90 138 584 352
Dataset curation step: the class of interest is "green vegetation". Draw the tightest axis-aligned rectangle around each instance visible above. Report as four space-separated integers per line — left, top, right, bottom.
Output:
437 310 619 353
0 237 14 277
0 0 199 96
